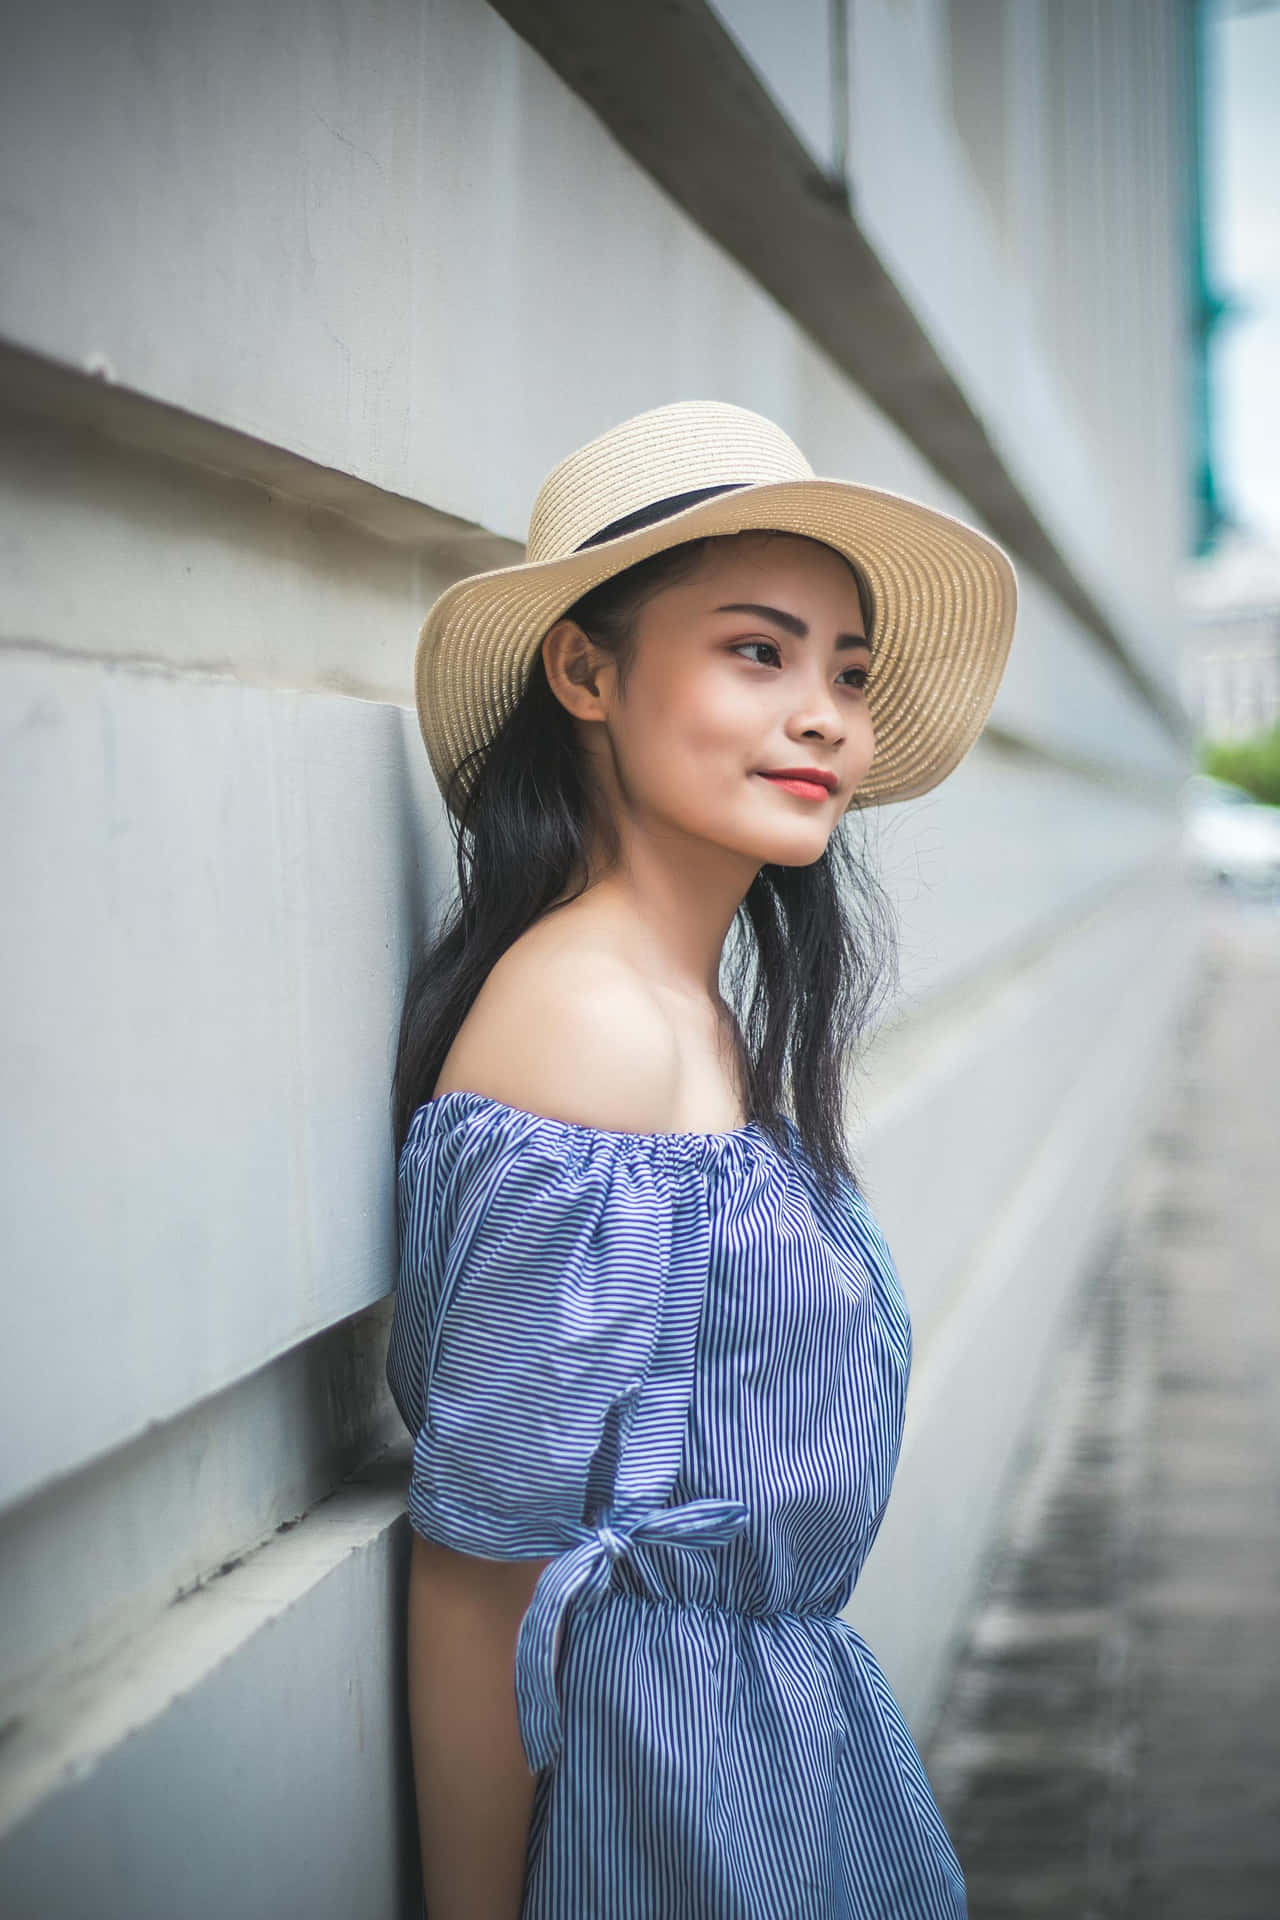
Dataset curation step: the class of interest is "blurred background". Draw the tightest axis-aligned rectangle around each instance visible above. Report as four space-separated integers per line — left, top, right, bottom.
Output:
1 2 1276 1914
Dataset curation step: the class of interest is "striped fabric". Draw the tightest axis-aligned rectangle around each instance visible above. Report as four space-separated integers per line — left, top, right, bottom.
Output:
388 1090 966 1918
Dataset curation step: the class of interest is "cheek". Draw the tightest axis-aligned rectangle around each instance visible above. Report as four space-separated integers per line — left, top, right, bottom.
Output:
626 666 754 776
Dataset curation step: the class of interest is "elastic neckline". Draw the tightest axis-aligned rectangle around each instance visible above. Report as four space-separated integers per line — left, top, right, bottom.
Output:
419 1086 766 1148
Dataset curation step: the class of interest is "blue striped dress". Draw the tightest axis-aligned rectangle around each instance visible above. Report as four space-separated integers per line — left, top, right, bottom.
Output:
387 1089 966 1918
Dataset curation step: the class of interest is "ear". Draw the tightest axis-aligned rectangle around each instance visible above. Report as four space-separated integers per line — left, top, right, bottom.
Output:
541 619 617 723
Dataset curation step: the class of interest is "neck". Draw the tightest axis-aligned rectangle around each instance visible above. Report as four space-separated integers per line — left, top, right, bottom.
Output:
577 813 760 1002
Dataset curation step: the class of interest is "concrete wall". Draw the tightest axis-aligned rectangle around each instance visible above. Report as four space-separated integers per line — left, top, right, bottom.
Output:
0 0 1200 1910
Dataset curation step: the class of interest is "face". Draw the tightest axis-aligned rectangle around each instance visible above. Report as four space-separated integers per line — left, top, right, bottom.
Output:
544 532 875 868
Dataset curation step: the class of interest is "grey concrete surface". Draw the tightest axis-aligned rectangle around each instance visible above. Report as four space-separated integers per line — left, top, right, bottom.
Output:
926 891 1280 1919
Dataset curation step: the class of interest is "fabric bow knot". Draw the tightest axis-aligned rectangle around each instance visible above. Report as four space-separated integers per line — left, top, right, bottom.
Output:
514 1495 751 1772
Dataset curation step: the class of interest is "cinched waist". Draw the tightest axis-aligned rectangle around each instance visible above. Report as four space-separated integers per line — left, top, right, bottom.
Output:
598 1584 841 1622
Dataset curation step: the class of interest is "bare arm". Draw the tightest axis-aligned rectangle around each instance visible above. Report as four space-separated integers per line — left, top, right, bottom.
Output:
407 1530 552 1919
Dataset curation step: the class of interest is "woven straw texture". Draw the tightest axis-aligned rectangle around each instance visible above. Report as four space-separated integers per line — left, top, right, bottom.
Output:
415 401 1018 813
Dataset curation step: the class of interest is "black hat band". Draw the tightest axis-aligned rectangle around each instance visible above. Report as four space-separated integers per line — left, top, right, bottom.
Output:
574 483 748 552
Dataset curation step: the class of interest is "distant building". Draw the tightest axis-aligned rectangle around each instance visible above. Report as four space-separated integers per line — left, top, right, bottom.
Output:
1180 533 1280 742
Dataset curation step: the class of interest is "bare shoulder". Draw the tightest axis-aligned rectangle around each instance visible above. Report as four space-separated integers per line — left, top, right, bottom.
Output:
434 916 681 1134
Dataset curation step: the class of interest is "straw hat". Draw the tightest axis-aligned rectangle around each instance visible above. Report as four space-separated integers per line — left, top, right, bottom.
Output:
415 400 1017 812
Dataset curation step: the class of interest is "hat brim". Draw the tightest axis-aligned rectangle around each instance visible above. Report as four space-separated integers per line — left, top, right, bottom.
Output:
415 476 1018 814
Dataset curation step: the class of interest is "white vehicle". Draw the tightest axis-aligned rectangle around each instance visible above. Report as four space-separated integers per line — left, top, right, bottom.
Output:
1181 773 1280 893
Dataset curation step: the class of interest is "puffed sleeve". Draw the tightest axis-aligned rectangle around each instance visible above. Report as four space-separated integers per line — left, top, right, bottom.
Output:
385 1091 750 1772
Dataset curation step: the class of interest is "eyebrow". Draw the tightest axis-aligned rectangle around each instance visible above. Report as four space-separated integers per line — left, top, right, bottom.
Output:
714 603 872 653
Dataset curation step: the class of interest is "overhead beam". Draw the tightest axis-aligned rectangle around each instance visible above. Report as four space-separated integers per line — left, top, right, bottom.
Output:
489 0 1187 740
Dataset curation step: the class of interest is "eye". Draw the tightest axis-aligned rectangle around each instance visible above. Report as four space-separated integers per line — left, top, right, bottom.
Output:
837 663 870 690
731 639 782 668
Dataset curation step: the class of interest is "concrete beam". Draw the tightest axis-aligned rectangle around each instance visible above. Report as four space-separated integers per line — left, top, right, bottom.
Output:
0 1458 420 1918
488 0 1188 741
1 337 1182 780
0 339 522 575
0 1300 400 1710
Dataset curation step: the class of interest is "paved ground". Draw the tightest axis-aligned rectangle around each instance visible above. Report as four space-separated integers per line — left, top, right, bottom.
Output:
926 893 1280 1920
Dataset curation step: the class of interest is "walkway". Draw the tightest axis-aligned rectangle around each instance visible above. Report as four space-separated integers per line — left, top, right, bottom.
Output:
926 896 1280 1919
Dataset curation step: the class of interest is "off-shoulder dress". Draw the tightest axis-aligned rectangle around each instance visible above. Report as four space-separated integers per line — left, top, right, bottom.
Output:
387 1088 966 1918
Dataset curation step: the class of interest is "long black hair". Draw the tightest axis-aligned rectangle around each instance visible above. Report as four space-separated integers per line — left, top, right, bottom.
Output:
391 534 899 1192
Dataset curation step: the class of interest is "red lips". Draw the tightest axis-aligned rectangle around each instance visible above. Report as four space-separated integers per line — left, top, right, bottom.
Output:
757 766 839 798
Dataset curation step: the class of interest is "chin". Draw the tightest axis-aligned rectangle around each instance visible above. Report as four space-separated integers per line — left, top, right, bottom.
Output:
753 830 834 867
710 818 836 868
741 797 841 867
663 794 839 868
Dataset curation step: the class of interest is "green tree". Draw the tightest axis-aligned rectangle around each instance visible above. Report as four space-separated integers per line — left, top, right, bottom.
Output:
1200 725 1280 808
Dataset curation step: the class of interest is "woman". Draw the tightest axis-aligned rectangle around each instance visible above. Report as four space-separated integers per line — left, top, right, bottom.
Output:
387 400 1017 1918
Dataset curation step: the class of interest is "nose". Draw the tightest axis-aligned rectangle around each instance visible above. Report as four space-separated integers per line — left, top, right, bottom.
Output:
785 667 846 746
